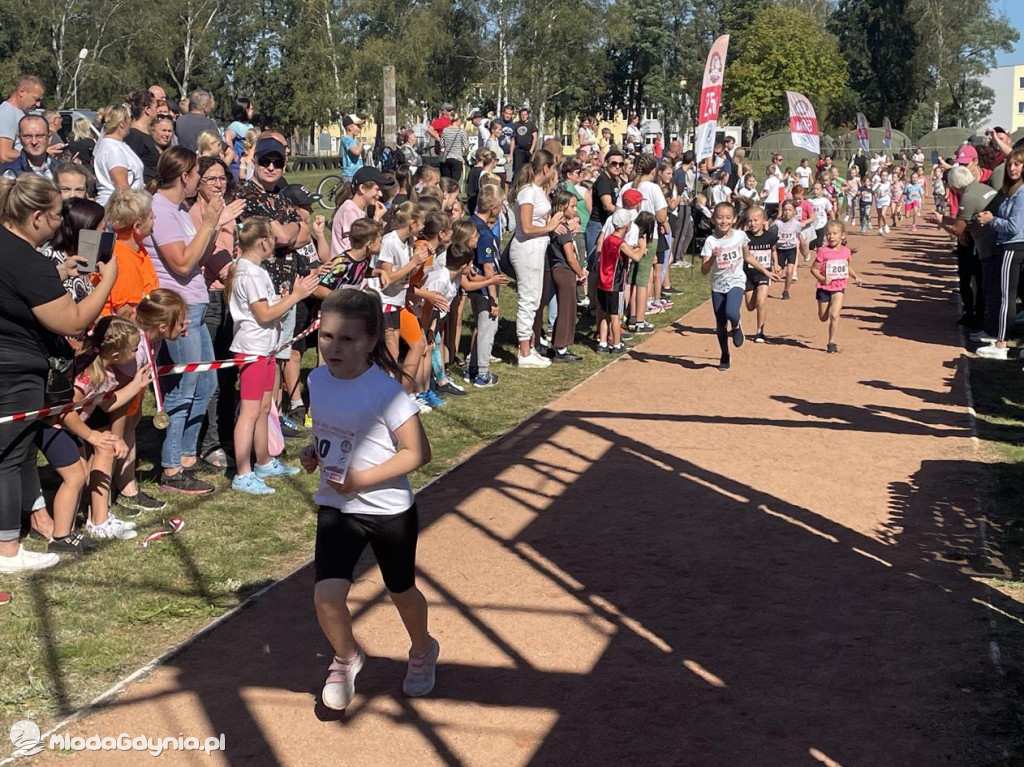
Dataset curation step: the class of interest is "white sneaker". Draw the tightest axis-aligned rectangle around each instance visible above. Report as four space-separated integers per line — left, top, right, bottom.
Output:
0 545 59 573
884 225 891 234
106 510 136 531
409 393 432 414
518 352 551 368
976 344 1009 360
792 272 798 282
322 648 365 710
87 518 138 540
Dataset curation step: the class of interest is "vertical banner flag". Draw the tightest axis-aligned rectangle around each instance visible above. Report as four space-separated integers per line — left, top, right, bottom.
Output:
785 91 820 155
883 116 892 148
855 112 870 152
695 34 730 164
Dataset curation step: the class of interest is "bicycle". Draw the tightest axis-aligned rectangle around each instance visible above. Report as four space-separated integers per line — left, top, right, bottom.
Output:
316 173 345 210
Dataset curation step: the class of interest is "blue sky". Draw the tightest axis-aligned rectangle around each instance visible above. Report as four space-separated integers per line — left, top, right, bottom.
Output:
995 0 1024 65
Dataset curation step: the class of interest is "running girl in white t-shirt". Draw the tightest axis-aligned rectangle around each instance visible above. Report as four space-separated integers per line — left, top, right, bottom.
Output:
228 218 319 495
700 202 775 370
301 288 437 711
873 169 893 234
842 168 861 225
774 200 803 300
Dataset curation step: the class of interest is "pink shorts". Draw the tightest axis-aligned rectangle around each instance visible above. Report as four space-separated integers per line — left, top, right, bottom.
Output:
904 200 920 212
239 356 275 401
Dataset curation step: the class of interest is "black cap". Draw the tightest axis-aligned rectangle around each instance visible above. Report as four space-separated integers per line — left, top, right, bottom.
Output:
470 110 484 120
280 184 321 207
254 137 287 160
352 167 394 187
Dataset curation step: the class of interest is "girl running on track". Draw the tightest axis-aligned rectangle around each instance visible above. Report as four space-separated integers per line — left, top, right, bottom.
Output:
774 200 802 300
890 169 905 229
903 171 923 232
810 220 862 354
843 167 861 226
701 202 775 370
873 169 892 235
302 288 438 711
743 206 779 343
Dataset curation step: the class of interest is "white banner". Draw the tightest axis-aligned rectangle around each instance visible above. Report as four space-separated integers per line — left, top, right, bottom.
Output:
883 116 892 148
695 34 730 165
786 91 820 155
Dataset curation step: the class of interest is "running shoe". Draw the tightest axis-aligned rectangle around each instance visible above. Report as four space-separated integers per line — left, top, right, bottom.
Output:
646 303 664 315
791 272 798 282
552 350 583 362
717 358 731 371
473 373 499 388
106 510 136 530
436 380 467 397
160 470 214 495
732 325 745 348
608 343 628 354
518 352 551 368
0 545 59 573
232 472 276 495
279 418 302 439
413 396 432 414
976 344 1009 360
461 368 477 384
754 331 766 344
884 225 891 234
860 225 866 233
323 647 366 710
86 517 137 540
827 342 839 354
116 490 166 514
595 345 612 354
632 321 655 333
782 290 791 300
403 637 440 697
47 532 98 555
254 458 301 478
421 390 446 408
663 286 680 295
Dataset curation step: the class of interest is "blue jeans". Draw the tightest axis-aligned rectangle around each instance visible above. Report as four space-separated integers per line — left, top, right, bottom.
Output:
585 219 602 271
711 287 744 360
161 302 216 469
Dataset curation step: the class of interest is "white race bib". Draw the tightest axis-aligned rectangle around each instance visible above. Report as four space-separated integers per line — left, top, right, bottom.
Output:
755 250 772 268
313 423 357 486
826 260 849 282
715 248 741 271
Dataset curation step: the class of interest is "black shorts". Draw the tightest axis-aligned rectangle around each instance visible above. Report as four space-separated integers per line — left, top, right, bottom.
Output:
816 287 844 303
315 504 419 593
777 247 797 266
382 309 402 331
596 288 625 316
745 270 770 290
812 227 825 250
292 298 319 352
36 426 81 468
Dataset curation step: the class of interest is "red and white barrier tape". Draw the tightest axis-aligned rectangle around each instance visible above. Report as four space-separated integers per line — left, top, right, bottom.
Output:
139 516 185 549
156 354 264 376
0 390 116 426
274 317 320 354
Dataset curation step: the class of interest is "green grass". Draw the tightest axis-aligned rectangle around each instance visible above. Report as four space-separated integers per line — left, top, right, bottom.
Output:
1 241 711 731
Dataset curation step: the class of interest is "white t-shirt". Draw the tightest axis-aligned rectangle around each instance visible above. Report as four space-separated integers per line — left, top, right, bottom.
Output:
810 197 833 229
375 230 413 309
873 180 892 207
701 229 749 293
710 184 731 206
763 175 782 205
738 187 759 202
869 156 883 173
514 183 551 242
775 218 802 250
795 166 812 188
229 258 282 355
93 137 145 205
421 268 459 319
309 364 419 515
637 179 667 243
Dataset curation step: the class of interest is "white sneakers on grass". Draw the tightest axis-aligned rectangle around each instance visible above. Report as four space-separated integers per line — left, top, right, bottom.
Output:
0 545 58 573
517 348 551 368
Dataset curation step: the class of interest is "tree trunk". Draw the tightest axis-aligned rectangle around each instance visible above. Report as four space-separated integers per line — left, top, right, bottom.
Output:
932 100 939 132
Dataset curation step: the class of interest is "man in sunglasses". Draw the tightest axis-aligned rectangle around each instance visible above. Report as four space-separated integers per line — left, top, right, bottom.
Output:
589 148 625 263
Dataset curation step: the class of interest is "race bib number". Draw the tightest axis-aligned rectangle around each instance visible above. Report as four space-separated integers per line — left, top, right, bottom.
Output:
313 424 357 486
779 230 797 248
715 248 741 271
826 260 849 282
755 250 772 268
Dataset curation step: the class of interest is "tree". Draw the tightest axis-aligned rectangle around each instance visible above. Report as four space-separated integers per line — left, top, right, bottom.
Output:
726 6 848 134
829 0 921 127
911 0 1018 129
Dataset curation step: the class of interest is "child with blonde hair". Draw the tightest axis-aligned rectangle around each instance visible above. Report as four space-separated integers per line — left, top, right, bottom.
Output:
811 219 863 353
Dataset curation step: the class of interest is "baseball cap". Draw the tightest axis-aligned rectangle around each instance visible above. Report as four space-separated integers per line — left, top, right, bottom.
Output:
442 103 455 112
622 189 643 208
470 110 484 120
280 184 321 207
352 167 394 188
611 208 637 229
342 114 365 128
955 145 978 165
254 137 287 160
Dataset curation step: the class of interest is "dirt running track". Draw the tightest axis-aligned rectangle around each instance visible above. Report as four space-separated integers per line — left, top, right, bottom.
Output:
22 224 1024 766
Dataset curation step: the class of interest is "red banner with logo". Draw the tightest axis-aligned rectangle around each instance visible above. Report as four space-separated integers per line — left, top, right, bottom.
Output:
786 91 819 155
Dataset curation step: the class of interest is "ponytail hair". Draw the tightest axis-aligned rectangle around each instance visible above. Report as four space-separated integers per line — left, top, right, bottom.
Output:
226 217 274 300
635 211 656 242
98 104 130 135
320 288 409 383
148 146 198 193
334 178 378 212
81 316 140 389
135 289 188 338
395 163 418 201
510 149 554 203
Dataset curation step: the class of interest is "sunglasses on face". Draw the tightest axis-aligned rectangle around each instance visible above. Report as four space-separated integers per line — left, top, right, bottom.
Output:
258 157 284 169
608 161 623 167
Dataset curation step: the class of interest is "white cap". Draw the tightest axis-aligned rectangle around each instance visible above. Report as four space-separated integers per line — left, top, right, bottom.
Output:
611 208 637 229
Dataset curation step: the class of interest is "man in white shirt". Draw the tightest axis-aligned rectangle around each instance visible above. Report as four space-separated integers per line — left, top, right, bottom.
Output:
0 74 45 163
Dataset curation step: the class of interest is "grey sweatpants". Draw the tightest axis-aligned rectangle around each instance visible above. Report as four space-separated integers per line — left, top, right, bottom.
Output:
470 293 498 379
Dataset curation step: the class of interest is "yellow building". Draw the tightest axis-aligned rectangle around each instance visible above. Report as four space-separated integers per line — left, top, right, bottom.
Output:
979 64 1024 133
